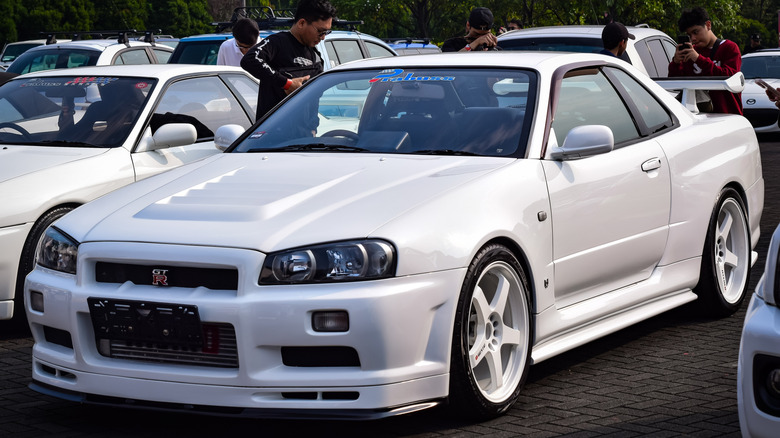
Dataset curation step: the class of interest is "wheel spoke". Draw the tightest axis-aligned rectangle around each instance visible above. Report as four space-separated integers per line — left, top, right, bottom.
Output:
718 209 733 241
472 284 491 321
502 325 522 347
491 272 511 316
469 336 489 368
723 247 739 270
716 256 729 292
483 349 504 393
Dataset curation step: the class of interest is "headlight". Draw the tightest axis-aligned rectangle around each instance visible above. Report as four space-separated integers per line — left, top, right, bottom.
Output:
36 227 79 274
259 240 395 284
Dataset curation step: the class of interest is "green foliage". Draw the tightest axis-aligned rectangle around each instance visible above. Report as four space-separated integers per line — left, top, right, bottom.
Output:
2 0 778 48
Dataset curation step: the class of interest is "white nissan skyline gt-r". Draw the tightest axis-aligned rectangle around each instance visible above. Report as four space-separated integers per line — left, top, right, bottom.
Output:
0 64 259 323
25 52 763 420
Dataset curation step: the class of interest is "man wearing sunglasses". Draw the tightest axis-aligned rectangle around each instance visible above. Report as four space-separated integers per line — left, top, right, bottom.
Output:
217 18 261 66
241 0 335 119
442 7 499 52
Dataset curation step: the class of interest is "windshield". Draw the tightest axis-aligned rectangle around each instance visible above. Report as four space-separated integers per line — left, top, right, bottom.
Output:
232 68 537 157
741 55 780 79
0 76 155 147
1 43 43 64
6 48 101 74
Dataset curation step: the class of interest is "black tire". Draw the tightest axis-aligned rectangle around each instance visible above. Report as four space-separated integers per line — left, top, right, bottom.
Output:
13 206 74 323
448 243 532 420
694 188 750 317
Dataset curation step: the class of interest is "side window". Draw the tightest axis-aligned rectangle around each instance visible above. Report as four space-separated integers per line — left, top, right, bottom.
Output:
633 39 658 77
331 40 363 64
364 41 395 59
223 74 259 120
552 68 639 146
606 67 673 134
153 48 172 63
153 76 253 141
323 41 339 68
647 39 671 77
115 49 152 65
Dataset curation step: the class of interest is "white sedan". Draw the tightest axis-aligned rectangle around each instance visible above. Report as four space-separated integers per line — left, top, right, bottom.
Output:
0 64 258 323
741 50 780 133
738 224 780 437
25 52 763 420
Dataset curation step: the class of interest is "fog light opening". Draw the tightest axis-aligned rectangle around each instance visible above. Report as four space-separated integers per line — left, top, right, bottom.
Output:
30 291 44 312
312 311 349 332
768 369 780 397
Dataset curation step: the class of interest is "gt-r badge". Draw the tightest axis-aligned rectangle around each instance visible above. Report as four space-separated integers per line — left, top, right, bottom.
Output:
152 269 169 286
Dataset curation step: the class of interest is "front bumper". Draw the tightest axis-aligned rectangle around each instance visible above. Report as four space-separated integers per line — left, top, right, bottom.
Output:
25 241 464 415
738 292 780 437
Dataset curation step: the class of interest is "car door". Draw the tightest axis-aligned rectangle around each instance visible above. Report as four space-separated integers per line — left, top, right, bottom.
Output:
542 66 673 308
132 74 256 180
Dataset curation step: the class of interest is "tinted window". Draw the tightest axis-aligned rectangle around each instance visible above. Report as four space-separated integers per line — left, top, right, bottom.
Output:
647 38 672 77
607 67 673 133
1 43 42 63
365 41 395 58
115 49 151 65
169 40 225 65
233 68 537 158
223 73 259 119
499 37 602 53
742 55 780 79
7 49 100 74
323 41 339 68
331 40 363 64
634 39 658 76
553 68 639 145
153 48 172 63
153 76 253 140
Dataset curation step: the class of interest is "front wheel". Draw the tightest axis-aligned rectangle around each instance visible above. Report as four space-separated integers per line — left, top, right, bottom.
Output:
449 244 532 419
694 188 750 317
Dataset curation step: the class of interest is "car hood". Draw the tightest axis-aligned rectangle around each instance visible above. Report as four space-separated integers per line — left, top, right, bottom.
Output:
744 78 780 96
69 153 511 252
0 146 108 184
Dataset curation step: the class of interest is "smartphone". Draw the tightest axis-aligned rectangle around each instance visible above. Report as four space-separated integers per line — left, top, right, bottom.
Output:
755 78 780 99
677 35 692 50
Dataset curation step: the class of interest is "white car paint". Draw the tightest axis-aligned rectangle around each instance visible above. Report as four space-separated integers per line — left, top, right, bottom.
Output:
0 64 258 321
741 50 780 133
25 52 763 420
738 224 780 437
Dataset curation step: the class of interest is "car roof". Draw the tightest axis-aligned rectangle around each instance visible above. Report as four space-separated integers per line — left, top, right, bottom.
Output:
21 39 165 52
327 50 608 72
498 25 672 41
743 48 780 58
180 30 389 43
5 64 250 81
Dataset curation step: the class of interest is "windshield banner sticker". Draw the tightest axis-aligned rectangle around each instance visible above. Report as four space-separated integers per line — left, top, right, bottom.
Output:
369 69 455 83
65 77 120 87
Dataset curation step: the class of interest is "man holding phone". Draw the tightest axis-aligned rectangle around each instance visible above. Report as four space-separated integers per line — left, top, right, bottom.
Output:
669 6 742 115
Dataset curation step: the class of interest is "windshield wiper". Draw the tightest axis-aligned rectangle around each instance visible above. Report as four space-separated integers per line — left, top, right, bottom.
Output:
23 140 103 148
248 143 369 153
413 149 480 156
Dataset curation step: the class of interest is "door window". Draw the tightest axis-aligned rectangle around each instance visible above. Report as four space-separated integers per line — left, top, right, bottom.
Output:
115 49 152 65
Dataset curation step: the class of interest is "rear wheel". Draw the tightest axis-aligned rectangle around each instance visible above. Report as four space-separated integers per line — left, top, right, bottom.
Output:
449 244 532 419
13 207 74 324
694 188 750 317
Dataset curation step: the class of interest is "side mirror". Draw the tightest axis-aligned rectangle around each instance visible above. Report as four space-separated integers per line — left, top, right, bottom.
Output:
136 123 197 152
549 125 614 160
214 124 246 151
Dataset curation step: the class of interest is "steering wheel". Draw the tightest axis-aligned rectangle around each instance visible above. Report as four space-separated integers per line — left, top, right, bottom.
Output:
0 122 32 140
320 129 359 141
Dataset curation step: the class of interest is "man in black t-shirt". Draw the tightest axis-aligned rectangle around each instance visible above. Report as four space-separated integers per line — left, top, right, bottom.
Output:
241 0 336 119
442 7 499 52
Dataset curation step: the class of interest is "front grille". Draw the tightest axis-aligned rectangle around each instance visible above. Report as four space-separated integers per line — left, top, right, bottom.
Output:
743 108 779 127
281 346 361 367
97 322 239 368
95 261 238 290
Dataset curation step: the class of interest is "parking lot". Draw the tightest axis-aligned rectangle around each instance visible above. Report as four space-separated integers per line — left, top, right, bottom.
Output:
1 137 778 437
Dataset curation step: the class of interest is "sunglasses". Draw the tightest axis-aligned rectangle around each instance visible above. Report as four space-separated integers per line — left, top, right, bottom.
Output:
314 27 332 37
235 41 253 50
474 25 492 31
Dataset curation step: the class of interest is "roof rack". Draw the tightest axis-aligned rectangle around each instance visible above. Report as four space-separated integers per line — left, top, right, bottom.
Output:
212 6 362 33
40 30 142 46
384 38 433 45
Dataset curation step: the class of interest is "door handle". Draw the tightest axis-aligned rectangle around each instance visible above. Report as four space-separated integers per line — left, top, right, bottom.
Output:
641 158 662 172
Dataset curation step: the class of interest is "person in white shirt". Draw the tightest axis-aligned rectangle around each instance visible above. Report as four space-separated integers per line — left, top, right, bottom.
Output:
217 18 261 66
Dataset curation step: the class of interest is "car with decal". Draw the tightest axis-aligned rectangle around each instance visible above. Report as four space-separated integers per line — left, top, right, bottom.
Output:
24 52 761 420
740 49 780 133
0 64 259 324
5 31 173 75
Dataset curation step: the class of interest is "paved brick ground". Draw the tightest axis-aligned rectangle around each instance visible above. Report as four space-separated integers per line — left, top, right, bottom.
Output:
2 139 778 437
